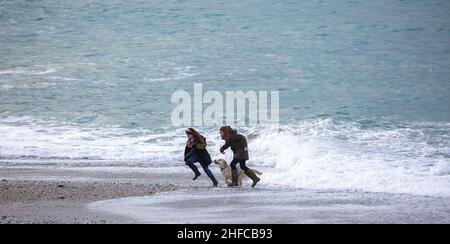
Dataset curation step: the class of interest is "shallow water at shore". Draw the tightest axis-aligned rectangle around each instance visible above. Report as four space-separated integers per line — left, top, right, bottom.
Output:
89 187 450 224
1 166 449 224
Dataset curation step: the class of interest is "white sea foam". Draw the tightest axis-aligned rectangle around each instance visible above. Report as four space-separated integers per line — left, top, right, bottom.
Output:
248 120 450 196
0 65 57 75
0 117 185 165
1 116 449 196
1 84 14 90
431 160 450 176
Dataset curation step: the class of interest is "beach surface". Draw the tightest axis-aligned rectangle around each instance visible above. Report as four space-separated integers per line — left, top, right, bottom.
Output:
0 167 182 224
1 166 449 224
89 187 450 224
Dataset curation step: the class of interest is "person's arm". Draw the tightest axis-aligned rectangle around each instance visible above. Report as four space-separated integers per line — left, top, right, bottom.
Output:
220 141 230 154
184 146 197 162
185 140 204 161
184 146 192 164
184 146 190 157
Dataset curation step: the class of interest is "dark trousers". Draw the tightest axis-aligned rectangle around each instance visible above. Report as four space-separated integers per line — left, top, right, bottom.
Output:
230 159 249 171
186 155 215 178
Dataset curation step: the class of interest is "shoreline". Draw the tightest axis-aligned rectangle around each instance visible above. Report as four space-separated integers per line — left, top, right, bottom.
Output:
1 166 450 224
0 167 185 224
89 188 450 224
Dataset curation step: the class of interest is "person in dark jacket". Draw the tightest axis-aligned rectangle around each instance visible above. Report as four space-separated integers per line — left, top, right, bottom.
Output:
219 126 260 187
184 128 218 187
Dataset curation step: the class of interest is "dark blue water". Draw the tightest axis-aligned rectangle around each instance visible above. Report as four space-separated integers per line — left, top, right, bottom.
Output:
1 0 449 127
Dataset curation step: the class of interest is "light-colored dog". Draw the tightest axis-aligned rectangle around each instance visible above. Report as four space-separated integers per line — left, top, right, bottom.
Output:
214 159 263 187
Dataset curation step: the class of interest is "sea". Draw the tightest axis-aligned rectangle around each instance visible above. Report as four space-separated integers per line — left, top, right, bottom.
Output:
1 0 449 196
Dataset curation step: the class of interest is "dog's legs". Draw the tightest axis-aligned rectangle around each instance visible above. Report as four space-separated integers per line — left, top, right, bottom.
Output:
225 178 231 184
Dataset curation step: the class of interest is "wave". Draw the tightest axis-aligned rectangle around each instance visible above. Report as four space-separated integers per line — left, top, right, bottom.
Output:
0 116 449 196
0 117 186 165
248 119 450 197
0 65 58 75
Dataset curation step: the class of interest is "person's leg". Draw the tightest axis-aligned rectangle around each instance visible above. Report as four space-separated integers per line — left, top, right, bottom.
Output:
186 156 201 180
201 164 214 178
239 161 249 171
241 161 261 188
201 164 218 187
229 159 239 170
228 159 240 187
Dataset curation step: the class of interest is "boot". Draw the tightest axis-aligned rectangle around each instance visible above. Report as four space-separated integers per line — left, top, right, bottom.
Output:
227 169 239 187
209 175 219 187
245 169 260 188
188 164 201 180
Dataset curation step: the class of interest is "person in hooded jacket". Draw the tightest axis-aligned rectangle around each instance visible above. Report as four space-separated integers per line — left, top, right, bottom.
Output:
184 128 218 187
219 126 261 187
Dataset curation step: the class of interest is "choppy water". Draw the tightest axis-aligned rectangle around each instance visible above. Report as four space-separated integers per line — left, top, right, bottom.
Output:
1 0 449 196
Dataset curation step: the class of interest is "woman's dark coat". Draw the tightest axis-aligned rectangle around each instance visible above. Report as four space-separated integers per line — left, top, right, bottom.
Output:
220 132 249 161
184 136 212 166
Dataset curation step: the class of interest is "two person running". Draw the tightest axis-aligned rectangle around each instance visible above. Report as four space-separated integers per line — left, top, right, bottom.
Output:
184 126 261 188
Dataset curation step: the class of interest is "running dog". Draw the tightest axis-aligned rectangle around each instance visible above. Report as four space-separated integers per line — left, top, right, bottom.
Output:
214 159 263 187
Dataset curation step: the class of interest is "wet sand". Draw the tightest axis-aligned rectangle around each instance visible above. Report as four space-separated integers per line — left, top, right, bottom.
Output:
1 166 450 224
0 167 183 224
89 188 450 224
